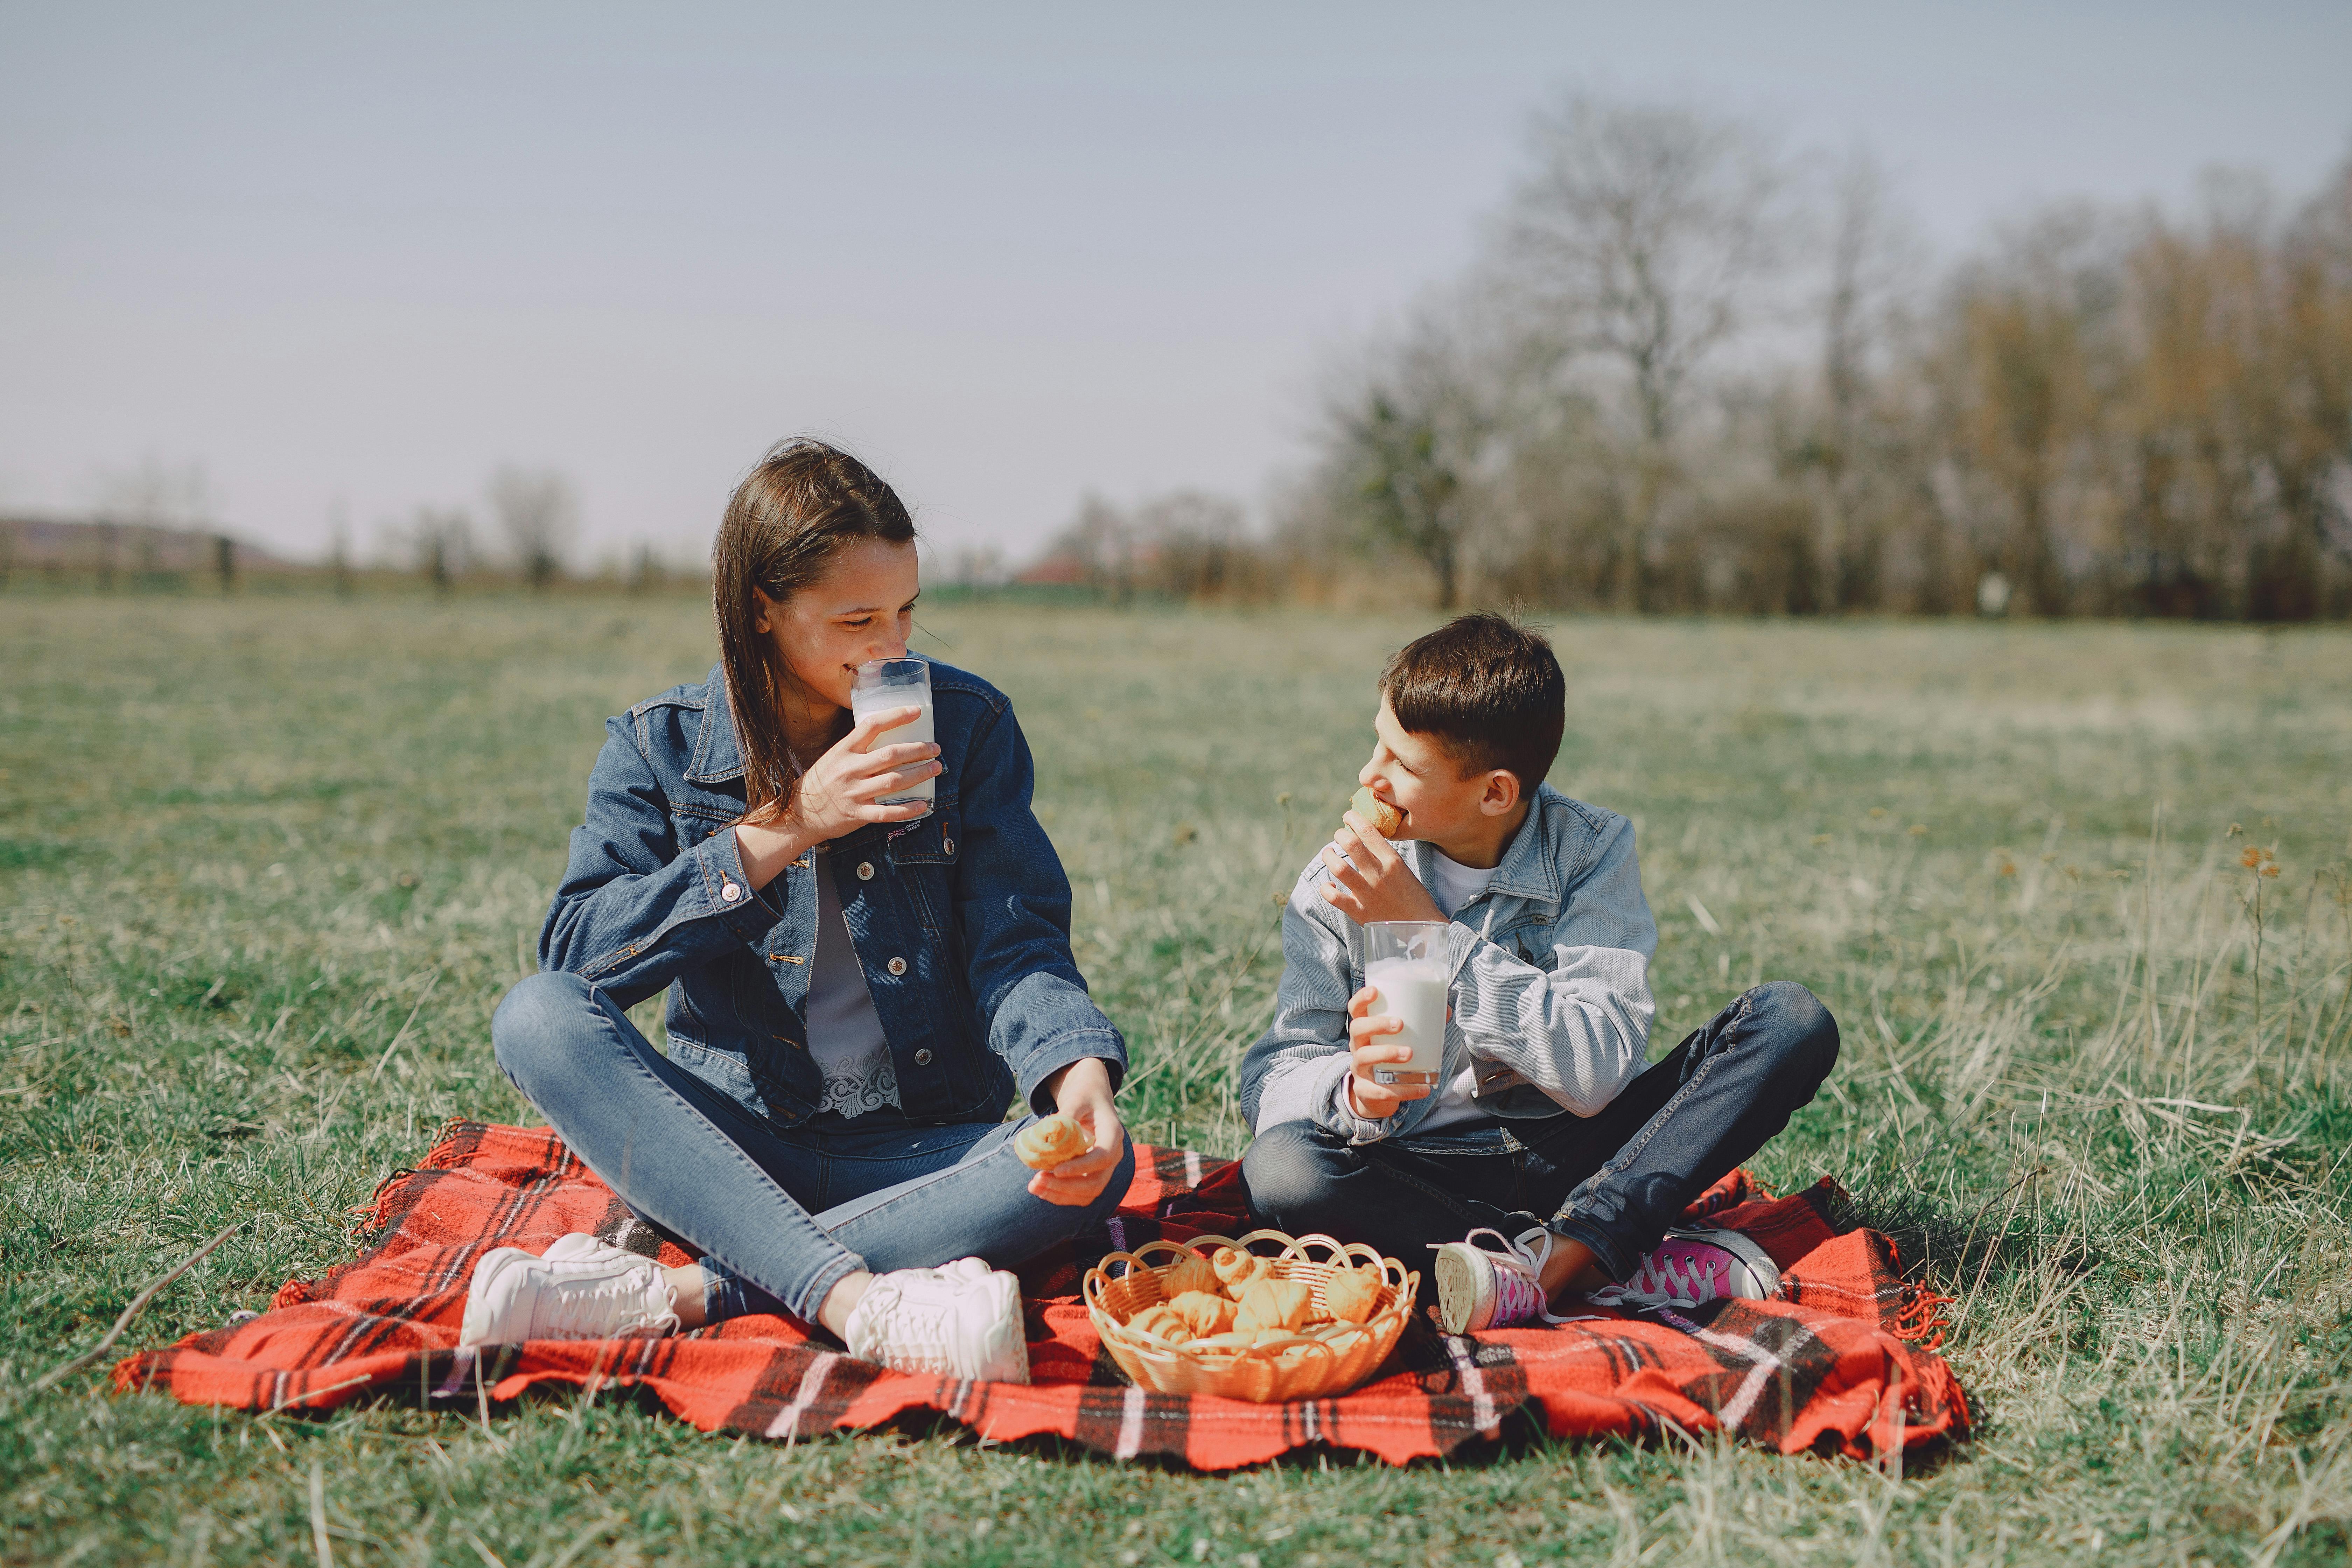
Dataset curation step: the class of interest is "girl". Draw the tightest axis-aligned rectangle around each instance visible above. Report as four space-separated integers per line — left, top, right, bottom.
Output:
458 440 1131 1382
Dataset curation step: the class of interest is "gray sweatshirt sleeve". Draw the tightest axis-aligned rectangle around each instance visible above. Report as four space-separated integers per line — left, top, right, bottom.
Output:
1439 813 1657 1116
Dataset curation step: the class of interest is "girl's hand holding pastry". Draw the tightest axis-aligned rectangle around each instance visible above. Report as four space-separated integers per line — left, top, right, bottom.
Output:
1028 1059 1126 1208
1014 1112 1088 1170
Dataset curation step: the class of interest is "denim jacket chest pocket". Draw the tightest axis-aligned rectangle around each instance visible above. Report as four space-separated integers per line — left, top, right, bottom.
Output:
1496 912 1562 971
664 793 819 1115
883 788 962 933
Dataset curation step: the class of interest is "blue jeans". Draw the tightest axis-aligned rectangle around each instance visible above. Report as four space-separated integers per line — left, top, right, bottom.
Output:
1240 981 1839 1280
492 971 1135 1323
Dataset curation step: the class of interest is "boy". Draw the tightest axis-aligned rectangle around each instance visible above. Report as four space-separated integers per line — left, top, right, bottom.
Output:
1239 614 1839 1334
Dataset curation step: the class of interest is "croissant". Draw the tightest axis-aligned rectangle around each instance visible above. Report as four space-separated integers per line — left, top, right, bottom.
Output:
1157 1250 1220 1300
1321 1263 1383 1325
1014 1112 1090 1171
1347 785 1404 840
1210 1246 1274 1291
1163 1290 1239 1337
1232 1277 1315 1334
1125 1303 1193 1344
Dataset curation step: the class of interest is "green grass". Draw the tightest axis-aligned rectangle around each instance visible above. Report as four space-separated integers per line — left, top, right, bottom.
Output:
4 596 2351 1566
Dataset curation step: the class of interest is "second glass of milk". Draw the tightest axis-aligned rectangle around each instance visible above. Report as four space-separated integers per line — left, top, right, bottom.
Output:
1364 920 1448 1086
850 657 936 811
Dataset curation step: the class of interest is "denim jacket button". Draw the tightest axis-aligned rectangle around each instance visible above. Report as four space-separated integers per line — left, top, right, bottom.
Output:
720 881 740 903
856 861 875 881
913 1048 933 1066
887 956 908 976
941 836 954 855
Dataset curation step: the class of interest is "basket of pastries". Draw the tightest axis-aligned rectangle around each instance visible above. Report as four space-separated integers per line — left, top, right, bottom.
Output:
1082 1229 1419 1403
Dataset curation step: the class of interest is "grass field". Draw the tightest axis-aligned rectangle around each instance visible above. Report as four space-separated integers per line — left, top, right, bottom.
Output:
5 594 2351 1566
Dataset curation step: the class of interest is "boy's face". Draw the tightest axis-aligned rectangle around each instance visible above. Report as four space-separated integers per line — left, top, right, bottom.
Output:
1357 696 1514 847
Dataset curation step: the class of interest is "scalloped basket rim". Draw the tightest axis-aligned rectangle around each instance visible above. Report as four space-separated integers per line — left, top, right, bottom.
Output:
1082 1228 1422 1402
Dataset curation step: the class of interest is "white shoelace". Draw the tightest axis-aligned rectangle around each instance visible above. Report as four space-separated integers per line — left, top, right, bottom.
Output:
537 1268 675 1339
1590 1248 1727 1310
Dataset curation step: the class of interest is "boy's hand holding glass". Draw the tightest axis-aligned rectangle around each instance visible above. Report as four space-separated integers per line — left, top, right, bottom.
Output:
1343 984 1433 1119
1318 811 1446 926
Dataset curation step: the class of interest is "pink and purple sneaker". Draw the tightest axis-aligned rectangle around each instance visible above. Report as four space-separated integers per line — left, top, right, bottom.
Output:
1432 1223 1781 1333
1583 1227 1781 1311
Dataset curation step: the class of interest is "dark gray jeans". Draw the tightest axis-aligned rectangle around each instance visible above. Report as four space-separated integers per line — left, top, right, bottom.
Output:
1239 981 1838 1279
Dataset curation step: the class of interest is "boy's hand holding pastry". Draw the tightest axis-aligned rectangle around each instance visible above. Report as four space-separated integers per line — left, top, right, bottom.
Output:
1319 810 1446 927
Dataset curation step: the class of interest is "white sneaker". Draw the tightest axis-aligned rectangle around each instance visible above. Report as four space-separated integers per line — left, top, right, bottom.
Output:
1584 1227 1781 1310
458 1233 681 1348
841 1256 1030 1384
1431 1226 1578 1334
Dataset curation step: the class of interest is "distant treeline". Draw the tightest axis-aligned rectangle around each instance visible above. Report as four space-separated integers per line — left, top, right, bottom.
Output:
1 467 688 597
1027 93 2352 620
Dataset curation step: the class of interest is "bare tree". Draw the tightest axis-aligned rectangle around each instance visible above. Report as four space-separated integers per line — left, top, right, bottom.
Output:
91 456 211 592
1799 152 1926 611
1048 493 1137 603
1933 205 2124 615
1318 301 1500 609
406 506 472 595
1134 491 1250 600
489 467 579 591
1494 93 1791 609
327 502 354 598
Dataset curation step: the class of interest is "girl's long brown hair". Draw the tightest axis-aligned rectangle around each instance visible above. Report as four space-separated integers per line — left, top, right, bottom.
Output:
712 439 916 822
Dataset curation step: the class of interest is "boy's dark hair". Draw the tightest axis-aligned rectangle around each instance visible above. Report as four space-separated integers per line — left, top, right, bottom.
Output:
1379 612 1566 797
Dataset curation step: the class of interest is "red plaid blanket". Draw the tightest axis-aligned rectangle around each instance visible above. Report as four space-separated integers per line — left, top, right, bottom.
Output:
117 1122 1968 1469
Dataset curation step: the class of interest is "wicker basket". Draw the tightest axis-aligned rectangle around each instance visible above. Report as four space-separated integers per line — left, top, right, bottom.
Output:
1082 1230 1420 1403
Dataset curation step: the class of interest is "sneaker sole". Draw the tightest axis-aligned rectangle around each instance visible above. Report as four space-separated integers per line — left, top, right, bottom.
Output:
977 1271 1031 1385
1433 1247 1486 1335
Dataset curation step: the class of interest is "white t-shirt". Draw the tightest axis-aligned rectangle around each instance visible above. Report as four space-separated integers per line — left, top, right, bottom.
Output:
1410 849 1498 1132
807 848 901 1119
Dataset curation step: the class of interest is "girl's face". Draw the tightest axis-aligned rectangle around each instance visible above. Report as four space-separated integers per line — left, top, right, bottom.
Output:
755 539 922 716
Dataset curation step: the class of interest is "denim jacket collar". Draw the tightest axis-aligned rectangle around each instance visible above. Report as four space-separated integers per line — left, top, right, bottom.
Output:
684 664 745 784
1397 785 1569 916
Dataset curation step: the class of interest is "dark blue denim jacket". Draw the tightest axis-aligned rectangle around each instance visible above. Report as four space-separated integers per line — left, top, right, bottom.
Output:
538 660 1126 1127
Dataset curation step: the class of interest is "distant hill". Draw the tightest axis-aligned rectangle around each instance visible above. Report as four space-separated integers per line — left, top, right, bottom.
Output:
0 516 300 573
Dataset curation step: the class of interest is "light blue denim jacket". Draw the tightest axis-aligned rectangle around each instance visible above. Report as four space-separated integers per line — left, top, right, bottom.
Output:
538 661 1125 1127
1239 784 1657 1145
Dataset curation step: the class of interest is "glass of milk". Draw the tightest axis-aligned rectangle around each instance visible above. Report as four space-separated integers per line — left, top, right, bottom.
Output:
1363 920 1448 1086
850 657 935 812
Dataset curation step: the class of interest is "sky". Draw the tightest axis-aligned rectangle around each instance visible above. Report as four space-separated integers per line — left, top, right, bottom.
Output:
3 2 2348 568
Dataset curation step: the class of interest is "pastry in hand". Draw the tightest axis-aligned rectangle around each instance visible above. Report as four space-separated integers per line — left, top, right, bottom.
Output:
1321 1263 1382 1325
1014 1112 1090 1171
1126 1303 1192 1344
1158 1249 1219 1299
1211 1246 1274 1291
1347 785 1404 840
1164 1290 1239 1337
1233 1277 1314 1334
